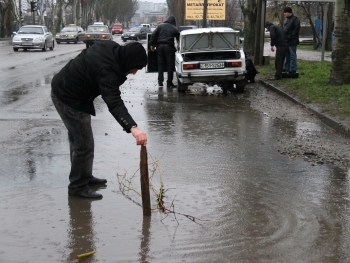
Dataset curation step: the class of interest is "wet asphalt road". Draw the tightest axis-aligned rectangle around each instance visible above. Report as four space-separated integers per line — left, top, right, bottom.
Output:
0 36 350 263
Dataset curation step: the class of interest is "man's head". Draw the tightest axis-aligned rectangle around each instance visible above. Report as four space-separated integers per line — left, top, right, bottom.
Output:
164 15 176 26
118 42 147 75
264 21 274 31
284 7 293 18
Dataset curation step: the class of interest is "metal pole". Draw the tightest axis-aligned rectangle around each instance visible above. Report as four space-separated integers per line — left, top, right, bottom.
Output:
203 0 208 28
321 3 328 63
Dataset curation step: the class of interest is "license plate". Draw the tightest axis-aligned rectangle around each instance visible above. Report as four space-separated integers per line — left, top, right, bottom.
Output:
93 35 100 39
22 42 32 46
200 62 224 69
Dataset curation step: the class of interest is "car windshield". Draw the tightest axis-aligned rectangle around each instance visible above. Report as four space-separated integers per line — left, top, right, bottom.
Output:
87 26 108 33
61 27 77 32
18 27 44 34
128 27 140 32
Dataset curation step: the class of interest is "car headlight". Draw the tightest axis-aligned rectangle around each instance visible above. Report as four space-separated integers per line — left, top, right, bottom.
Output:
13 36 21 41
121 34 124 37
33 37 45 43
56 34 60 37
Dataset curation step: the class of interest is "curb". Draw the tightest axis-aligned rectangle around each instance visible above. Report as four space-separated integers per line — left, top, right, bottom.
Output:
259 80 350 138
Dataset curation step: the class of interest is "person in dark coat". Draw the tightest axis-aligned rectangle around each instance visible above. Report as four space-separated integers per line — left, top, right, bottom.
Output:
282 7 300 73
51 41 148 199
149 15 180 88
265 21 288 80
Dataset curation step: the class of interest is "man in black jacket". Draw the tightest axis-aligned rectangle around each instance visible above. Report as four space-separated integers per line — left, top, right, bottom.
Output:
265 21 288 80
51 41 148 199
149 15 180 88
282 7 300 73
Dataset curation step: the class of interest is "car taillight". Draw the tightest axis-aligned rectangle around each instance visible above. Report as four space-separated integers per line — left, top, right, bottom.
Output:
226 61 242 67
183 63 199 70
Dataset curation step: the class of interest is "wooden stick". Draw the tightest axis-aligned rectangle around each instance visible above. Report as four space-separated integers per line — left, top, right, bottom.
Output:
140 145 151 216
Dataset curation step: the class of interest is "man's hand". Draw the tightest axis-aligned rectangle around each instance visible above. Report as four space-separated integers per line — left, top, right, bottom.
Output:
150 46 155 52
270 46 275 52
131 127 147 146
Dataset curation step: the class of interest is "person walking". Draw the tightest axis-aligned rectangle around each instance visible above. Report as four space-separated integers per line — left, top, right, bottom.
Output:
51 41 148 199
265 21 288 80
149 15 180 88
282 7 300 73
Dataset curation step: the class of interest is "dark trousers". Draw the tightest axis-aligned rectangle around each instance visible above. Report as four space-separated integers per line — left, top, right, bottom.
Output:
51 92 94 194
275 45 288 78
157 44 176 85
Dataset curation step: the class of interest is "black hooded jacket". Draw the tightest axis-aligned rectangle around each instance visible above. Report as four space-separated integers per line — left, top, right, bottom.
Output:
265 22 288 47
149 15 179 47
51 41 147 132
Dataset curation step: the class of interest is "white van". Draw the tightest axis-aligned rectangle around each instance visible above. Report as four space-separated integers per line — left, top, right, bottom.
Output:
141 24 150 28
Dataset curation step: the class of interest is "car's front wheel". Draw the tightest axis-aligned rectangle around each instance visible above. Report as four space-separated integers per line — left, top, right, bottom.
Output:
56 41 60 44
13 47 19 52
74 37 78 44
42 42 47 51
136 36 140 41
122 39 126 42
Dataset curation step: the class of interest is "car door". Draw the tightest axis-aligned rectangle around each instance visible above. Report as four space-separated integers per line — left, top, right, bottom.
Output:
78 27 85 41
44 26 53 44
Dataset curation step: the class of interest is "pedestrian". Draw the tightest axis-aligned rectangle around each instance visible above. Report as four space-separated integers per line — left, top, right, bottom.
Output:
51 41 148 199
265 21 288 80
149 15 180 88
282 7 300 73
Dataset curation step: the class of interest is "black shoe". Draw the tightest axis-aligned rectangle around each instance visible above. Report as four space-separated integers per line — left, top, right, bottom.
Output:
289 70 297 74
88 176 107 185
69 188 103 199
158 82 164 87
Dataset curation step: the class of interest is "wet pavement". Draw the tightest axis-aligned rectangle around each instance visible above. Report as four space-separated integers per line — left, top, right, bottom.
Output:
0 39 350 262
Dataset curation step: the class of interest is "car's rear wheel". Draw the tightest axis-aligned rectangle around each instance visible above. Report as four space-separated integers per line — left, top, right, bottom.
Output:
177 76 189 92
23 48 28 52
50 41 54 50
74 37 78 44
42 42 47 52
136 36 140 41
13 47 19 52
235 79 246 93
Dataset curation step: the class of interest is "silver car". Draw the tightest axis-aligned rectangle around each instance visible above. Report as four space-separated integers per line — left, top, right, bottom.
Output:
84 25 112 48
12 25 54 52
55 25 85 44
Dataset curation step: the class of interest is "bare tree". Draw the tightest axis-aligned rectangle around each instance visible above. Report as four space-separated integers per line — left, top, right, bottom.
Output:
240 0 258 55
330 0 350 84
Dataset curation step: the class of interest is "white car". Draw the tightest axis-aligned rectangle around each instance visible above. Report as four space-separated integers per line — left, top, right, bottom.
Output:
175 27 247 92
12 25 55 52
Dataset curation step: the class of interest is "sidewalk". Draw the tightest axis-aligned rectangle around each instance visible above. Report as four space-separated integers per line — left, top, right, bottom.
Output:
260 42 350 138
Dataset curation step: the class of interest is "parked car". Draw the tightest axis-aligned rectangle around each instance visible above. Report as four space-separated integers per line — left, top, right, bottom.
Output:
55 25 85 44
12 25 54 52
121 26 151 42
84 24 112 48
175 27 247 92
111 23 123 35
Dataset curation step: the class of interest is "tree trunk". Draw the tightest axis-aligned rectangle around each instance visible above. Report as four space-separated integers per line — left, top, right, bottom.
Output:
241 0 257 55
325 3 334 51
329 0 350 85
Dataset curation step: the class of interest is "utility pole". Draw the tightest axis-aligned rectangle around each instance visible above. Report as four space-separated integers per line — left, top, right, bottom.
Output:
202 0 208 28
19 0 23 27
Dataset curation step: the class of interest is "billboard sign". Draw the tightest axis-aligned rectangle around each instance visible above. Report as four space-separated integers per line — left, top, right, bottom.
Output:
186 0 226 20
